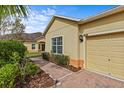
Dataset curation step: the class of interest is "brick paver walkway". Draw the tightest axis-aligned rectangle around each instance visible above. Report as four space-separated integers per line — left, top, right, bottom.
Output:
30 57 72 80
57 70 124 88
31 57 124 88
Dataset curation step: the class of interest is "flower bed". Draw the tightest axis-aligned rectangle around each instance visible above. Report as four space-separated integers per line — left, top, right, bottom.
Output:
15 69 54 88
66 65 81 72
0 40 54 88
41 52 81 72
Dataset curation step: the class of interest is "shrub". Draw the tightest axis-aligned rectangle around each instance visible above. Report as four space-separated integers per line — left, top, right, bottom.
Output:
0 52 21 68
24 62 41 76
0 64 19 88
26 52 41 58
41 52 50 61
0 40 27 61
0 59 9 68
9 52 21 63
51 54 69 66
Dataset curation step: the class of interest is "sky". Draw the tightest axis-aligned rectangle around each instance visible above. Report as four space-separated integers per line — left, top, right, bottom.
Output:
23 5 117 33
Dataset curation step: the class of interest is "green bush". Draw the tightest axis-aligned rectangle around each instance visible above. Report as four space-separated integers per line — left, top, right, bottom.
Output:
9 52 21 63
41 52 50 61
0 52 21 68
51 54 69 66
0 64 19 88
0 59 8 68
24 62 41 76
0 40 27 61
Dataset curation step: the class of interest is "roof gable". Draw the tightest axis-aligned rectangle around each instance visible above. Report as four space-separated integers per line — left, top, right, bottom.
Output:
43 15 79 35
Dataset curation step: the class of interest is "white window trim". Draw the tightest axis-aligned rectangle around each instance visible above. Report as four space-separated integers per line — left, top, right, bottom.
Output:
32 43 35 50
51 36 64 54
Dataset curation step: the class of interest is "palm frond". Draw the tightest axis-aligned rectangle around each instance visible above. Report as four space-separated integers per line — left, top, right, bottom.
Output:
0 5 28 24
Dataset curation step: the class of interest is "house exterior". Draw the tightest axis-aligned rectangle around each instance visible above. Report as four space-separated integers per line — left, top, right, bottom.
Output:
44 6 124 80
0 32 45 53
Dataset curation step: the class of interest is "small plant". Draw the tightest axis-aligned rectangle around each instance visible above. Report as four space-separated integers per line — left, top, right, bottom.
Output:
24 62 41 76
9 52 21 63
51 54 69 66
41 52 50 61
0 64 19 88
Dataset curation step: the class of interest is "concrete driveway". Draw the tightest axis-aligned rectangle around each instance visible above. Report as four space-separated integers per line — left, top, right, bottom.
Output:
31 57 124 88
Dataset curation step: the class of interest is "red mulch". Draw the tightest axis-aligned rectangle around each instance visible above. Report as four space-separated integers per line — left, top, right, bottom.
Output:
15 70 55 88
66 65 81 72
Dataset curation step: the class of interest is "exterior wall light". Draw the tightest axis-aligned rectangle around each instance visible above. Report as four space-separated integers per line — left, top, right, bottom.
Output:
79 35 83 42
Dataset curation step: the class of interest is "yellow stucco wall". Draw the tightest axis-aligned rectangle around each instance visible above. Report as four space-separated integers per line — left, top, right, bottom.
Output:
23 42 39 53
79 11 124 67
45 11 124 68
80 11 124 34
37 38 45 43
45 18 82 68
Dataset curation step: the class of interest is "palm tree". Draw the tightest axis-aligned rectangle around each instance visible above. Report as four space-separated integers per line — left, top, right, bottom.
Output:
0 5 28 24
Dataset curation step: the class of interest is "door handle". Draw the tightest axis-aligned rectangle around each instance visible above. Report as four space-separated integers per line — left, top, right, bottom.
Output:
108 59 110 61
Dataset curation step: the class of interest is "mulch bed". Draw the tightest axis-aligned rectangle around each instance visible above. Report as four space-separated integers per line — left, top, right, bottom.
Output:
15 70 55 88
50 61 81 72
66 65 81 72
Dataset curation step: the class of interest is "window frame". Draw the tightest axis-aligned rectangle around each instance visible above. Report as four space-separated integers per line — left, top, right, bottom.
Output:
51 36 63 54
32 43 36 50
38 43 41 50
42 43 45 51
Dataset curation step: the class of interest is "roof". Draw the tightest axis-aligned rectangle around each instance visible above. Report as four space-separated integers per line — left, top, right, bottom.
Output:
43 6 124 35
0 32 44 42
79 5 124 24
43 15 80 35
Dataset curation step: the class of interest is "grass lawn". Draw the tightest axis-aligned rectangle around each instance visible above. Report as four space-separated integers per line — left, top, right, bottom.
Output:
26 52 41 58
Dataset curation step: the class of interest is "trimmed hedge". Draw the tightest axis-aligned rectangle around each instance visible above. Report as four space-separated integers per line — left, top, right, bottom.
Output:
51 54 69 66
0 40 27 61
0 64 19 88
41 52 69 66
41 52 50 61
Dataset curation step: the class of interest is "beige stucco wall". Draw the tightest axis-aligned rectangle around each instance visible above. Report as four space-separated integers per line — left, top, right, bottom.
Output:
79 11 124 63
45 11 124 68
80 11 124 34
45 18 79 60
37 38 45 43
23 42 39 53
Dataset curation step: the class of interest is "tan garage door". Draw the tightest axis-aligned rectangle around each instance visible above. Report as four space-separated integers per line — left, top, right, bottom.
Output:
86 32 124 80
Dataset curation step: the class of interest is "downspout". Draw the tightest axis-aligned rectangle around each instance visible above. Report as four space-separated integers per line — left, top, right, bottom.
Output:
77 24 80 68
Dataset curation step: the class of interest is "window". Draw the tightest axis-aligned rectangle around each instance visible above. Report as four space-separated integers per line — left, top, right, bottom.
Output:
38 44 41 49
32 44 35 49
42 44 45 51
52 36 63 54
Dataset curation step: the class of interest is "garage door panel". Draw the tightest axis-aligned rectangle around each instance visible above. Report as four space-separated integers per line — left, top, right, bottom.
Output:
111 52 124 58
87 63 109 74
111 71 124 79
111 63 124 69
86 32 124 80
111 48 124 52
88 51 110 56
111 69 124 80
87 55 108 62
87 35 110 74
88 60 108 66
88 47 109 50
111 58 124 65
110 32 124 79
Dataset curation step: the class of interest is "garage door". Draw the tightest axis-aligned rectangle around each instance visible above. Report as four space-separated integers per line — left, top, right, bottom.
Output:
86 32 124 80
